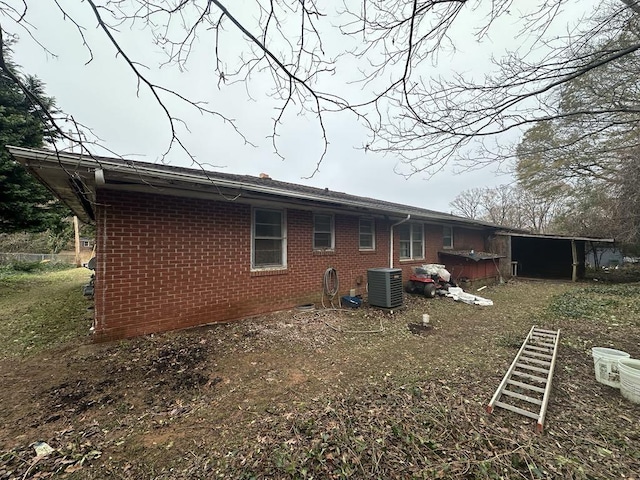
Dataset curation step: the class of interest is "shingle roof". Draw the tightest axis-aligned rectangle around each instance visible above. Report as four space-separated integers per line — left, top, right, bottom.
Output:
7 146 504 229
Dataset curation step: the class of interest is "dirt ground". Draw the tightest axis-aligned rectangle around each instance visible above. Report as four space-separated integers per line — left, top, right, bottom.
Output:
1 274 639 479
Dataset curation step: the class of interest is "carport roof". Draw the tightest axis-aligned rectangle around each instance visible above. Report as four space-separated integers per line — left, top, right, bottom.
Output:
8 145 504 230
497 231 615 243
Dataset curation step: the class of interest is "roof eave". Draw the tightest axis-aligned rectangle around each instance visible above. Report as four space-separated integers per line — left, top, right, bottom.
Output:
497 231 615 243
6 146 504 229
9 146 95 223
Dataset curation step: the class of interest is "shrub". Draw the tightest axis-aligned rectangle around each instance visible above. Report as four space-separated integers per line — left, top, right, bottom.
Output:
586 264 640 283
9 261 42 272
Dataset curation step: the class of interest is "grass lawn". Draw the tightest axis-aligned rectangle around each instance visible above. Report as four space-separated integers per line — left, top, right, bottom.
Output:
0 266 92 358
0 269 639 479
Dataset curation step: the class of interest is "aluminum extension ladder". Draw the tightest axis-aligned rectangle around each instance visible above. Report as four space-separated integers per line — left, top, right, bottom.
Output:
487 326 560 432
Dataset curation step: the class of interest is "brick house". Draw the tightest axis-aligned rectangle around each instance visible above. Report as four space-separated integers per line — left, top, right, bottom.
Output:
9 146 505 341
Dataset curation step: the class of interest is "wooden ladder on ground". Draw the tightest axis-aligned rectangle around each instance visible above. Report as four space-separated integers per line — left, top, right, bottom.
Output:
487 326 560 433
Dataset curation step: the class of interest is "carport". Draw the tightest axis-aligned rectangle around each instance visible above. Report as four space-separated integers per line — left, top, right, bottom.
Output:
496 232 615 281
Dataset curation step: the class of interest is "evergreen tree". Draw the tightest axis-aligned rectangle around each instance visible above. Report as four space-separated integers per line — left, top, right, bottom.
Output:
0 40 70 233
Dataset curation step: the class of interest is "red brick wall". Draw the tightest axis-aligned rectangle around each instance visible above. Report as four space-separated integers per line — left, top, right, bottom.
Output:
450 226 486 251
92 190 489 340
395 225 489 277
395 224 444 280
93 191 391 340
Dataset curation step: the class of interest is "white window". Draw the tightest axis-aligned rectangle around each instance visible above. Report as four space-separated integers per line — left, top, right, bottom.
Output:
252 208 286 268
313 214 334 250
359 218 375 250
443 226 453 249
399 223 424 260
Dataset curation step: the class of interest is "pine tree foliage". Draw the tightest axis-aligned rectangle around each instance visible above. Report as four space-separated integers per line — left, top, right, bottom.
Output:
0 40 70 233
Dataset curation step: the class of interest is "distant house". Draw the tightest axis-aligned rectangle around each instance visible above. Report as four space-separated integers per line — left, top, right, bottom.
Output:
8 146 593 341
80 237 94 250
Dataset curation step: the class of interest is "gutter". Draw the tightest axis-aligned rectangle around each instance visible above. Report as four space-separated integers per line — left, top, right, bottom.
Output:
9 146 380 206
389 214 411 268
8 146 500 228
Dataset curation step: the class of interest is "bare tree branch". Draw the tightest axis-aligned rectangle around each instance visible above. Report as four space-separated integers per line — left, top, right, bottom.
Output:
2 0 640 181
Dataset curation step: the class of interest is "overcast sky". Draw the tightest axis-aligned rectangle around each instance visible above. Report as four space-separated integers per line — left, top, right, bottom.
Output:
8 1 586 213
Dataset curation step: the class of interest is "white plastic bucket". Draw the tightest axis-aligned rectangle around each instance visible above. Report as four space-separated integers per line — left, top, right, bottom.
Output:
591 347 630 388
618 358 640 404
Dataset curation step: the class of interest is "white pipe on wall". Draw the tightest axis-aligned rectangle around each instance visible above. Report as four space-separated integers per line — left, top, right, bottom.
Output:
389 214 411 268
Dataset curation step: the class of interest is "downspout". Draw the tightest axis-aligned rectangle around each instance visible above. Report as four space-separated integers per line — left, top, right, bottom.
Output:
390 215 411 268
95 168 106 185
95 168 106 336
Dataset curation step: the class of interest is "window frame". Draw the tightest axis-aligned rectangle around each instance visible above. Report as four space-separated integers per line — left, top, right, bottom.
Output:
399 223 425 260
359 217 376 251
313 213 335 250
251 207 287 270
442 225 454 249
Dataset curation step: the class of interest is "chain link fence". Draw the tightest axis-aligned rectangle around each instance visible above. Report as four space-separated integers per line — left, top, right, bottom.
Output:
0 252 77 265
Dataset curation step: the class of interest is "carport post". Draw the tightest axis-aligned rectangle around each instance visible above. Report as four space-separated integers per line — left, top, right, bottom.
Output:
571 239 578 282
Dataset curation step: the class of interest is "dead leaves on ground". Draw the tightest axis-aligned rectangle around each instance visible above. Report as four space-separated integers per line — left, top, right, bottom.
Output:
2 281 640 479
